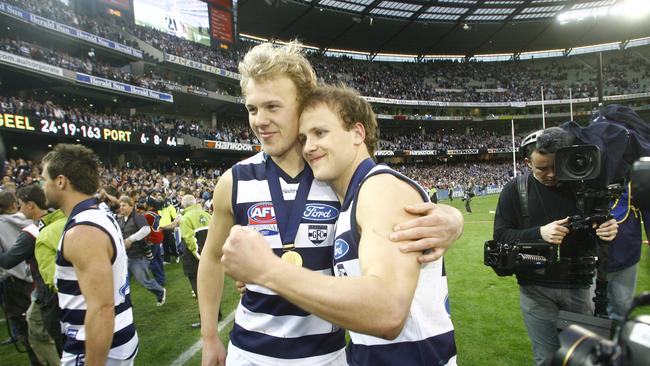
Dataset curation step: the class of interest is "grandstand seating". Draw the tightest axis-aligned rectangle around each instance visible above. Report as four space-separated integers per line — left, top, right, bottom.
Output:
4 0 649 105
0 0 647 170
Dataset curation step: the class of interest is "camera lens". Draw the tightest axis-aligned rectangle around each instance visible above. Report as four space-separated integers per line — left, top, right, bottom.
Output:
554 145 601 181
568 153 592 176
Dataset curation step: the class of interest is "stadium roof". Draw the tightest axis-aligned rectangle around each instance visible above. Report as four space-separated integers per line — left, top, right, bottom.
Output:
238 0 650 56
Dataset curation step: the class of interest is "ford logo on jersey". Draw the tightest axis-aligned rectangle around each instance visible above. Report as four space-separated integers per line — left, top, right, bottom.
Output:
303 203 339 221
247 202 276 225
334 239 349 260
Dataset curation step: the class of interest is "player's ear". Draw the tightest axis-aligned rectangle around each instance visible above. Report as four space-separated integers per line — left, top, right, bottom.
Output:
352 122 366 145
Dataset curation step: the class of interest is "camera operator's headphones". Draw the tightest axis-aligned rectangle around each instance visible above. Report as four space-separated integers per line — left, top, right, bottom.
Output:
519 129 544 159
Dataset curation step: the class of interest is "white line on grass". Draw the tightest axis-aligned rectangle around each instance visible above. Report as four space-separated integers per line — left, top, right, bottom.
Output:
170 310 236 366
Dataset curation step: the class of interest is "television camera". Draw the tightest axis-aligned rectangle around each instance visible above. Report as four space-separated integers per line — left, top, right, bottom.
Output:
550 159 649 366
486 149 650 366
484 144 620 283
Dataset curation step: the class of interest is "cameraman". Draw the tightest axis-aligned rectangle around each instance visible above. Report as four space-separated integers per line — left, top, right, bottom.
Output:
493 127 619 366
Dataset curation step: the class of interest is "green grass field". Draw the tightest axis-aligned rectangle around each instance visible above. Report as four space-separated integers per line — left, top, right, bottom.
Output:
2 195 648 365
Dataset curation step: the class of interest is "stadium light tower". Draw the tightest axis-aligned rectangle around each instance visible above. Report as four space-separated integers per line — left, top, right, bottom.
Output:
558 0 650 24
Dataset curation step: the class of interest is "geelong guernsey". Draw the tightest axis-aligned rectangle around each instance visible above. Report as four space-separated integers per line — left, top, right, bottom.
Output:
333 160 457 366
230 152 345 364
55 198 138 361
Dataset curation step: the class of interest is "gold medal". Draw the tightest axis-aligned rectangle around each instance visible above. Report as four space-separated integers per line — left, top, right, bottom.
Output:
281 251 303 267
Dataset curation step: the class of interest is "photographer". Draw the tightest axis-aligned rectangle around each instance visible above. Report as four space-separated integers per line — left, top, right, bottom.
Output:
117 196 167 306
493 127 618 366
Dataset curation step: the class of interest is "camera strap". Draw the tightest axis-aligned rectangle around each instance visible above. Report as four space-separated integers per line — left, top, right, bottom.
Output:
517 172 531 228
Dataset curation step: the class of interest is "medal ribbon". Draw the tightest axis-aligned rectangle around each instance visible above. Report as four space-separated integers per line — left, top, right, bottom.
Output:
265 156 314 246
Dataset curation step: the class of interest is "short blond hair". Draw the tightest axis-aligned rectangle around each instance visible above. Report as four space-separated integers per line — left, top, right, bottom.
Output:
238 41 318 104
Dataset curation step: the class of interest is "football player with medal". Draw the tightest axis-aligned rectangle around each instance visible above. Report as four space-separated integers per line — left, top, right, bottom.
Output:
198 42 464 366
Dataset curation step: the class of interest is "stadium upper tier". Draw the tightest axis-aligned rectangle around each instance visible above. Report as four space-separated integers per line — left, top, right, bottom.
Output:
1 0 649 106
4 0 140 52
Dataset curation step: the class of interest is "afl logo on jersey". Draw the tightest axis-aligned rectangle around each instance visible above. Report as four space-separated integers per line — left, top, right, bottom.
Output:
303 203 339 221
247 202 276 225
334 239 349 260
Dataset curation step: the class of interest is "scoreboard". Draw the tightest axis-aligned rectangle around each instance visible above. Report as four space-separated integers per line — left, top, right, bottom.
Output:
0 112 180 148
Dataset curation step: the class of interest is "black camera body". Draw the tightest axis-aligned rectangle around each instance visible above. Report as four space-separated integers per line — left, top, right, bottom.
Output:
555 144 602 182
630 157 650 210
555 145 624 231
551 151 650 366
485 144 614 279
552 293 650 366
484 240 557 277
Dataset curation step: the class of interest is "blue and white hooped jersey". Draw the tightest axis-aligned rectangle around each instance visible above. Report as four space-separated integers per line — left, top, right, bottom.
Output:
333 163 457 366
55 200 138 361
230 152 346 364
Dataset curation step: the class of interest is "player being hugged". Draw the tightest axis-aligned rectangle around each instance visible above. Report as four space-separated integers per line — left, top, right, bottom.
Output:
221 85 457 366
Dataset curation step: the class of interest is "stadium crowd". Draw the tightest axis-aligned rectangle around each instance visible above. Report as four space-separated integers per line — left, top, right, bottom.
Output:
0 37 174 90
393 161 526 193
5 0 141 51
2 154 523 203
379 129 528 150
0 95 261 144
1 156 222 212
6 0 648 104
5 0 245 74
127 23 247 74
3 95 537 149
0 35 239 97
310 53 648 102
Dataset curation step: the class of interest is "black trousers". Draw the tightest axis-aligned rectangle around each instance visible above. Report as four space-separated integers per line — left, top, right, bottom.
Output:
162 229 179 261
38 289 62 355
183 251 199 294
2 277 43 365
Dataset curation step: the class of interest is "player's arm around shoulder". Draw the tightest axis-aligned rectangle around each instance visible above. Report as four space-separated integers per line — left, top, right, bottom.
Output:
63 225 115 366
355 173 424 339
198 168 234 366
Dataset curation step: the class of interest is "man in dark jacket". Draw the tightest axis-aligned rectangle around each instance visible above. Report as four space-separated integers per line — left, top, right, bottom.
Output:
117 196 166 306
493 128 619 366
0 190 41 365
